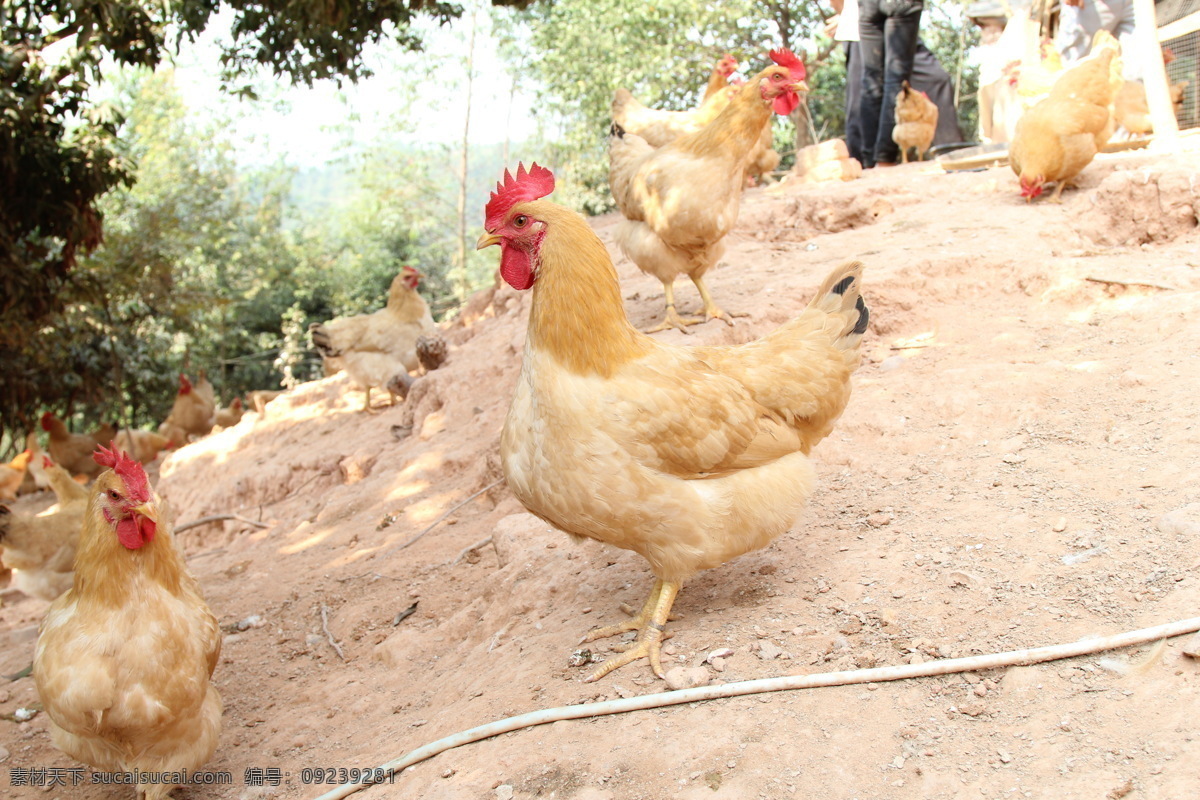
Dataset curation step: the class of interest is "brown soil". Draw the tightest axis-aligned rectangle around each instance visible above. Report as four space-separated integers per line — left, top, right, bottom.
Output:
3 147 1200 800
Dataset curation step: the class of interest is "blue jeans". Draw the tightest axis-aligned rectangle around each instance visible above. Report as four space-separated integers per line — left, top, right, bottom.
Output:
858 0 924 166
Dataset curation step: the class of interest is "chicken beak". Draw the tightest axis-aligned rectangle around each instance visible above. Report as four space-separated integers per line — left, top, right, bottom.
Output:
476 232 502 250
132 502 159 525
792 80 809 94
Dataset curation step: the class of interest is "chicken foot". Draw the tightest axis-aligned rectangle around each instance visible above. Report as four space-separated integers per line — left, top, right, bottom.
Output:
645 283 704 334
583 579 680 682
692 275 741 327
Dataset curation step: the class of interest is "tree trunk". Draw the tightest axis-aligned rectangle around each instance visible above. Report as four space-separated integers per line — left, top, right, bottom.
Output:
455 4 480 303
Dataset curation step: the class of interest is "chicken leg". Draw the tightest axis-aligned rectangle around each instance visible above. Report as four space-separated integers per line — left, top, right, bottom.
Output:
583 579 680 682
645 282 703 333
691 275 737 326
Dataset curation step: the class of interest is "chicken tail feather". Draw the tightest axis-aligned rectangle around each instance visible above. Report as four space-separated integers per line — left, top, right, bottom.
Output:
809 260 869 349
308 323 340 359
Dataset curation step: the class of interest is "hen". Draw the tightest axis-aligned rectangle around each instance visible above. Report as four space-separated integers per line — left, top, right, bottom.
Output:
34 447 222 799
114 428 174 464
892 80 938 163
610 49 808 332
309 266 438 411
0 457 89 600
0 449 33 501
1009 41 1122 202
42 413 105 480
478 164 868 681
212 397 245 429
611 55 740 148
158 373 217 446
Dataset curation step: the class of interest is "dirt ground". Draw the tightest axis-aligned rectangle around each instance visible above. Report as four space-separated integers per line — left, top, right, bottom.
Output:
3 144 1200 800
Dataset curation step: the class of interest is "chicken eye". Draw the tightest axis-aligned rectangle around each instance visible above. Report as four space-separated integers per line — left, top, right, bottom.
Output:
514 215 528 228
108 489 122 501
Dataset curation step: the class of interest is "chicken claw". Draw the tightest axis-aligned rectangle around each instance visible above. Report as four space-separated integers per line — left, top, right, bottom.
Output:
583 579 680 682
645 283 702 333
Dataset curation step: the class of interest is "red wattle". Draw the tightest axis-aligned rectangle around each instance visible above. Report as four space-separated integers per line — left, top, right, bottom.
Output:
500 247 536 290
115 514 156 549
772 91 800 116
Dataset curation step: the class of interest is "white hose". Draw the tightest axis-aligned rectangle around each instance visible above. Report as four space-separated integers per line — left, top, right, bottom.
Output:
312 615 1200 800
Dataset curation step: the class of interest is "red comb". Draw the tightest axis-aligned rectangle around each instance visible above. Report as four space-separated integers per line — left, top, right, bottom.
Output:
43 455 53 469
179 374 192 394
40 411 54 430
93 446 152 503
770 48 807 81
485 163 555 231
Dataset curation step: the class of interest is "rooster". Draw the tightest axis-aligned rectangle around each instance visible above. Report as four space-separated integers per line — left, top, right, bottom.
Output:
609 49 808 332
34 447 222 799
612 54 740 148
309 266 438 412
477 164 868 681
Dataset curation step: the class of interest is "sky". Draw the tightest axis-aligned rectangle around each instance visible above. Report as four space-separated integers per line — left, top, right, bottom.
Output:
168 8 541 168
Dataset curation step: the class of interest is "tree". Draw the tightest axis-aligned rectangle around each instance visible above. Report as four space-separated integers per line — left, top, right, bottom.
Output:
1 0 531 353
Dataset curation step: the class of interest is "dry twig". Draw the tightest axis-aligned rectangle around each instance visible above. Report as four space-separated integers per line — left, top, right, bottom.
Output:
176 514 269 534
320 604 346 662
384 479 504 556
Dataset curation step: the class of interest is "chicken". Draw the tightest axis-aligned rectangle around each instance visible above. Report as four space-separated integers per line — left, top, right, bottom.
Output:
91 421 117 448
1112 79 1190 135
892 80 938 163
477 163 868 681
158 373 217 446
308 266 437 411
610 49 808 332
34 447 222 798
0 450 33 501
416 334 449 373
612 55 741 148
246 389 284 414
114 429 174 464
0 458 89 600
42 413 105 480
212 397 244 429
1010 43 1122 203
23 431 51 493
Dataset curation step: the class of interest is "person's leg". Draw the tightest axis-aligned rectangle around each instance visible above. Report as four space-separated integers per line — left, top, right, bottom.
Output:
857 0 886 168
873 0 924 165
910 41 963 145
844 42 866 162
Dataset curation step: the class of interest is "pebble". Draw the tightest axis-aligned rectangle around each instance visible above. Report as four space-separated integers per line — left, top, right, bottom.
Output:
236 614 265 631
664 666 711 691
1182 632 1200 659
495 785 514 800
1156 504 1200 537
756 640 784 660
866 513 891 527
1052 517 1068 532
0 689 9 704
0 745 8 762
705 648 735 663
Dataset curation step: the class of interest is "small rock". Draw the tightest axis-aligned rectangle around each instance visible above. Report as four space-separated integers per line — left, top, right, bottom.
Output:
1001 453 1025 464
756 640 784 660
13 708 37 722
958 703 986 717
880 355 905 372
866 512 891 527
705 647 735 664
998 750 1012 764
0 745 9 762
1156 505 1200 537
664 666 711 691
973 685 988 698
236 614 265 631
441 768 456 779
1181 632 1200 659
496 785 514 800
0 689 9 704
891 755 905 768
710 657 727 672
1052 517 1067 532
567 649 592 668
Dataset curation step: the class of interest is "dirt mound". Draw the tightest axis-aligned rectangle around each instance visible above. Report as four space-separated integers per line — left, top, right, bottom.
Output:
1072 166 1199 246
3 150 1200 800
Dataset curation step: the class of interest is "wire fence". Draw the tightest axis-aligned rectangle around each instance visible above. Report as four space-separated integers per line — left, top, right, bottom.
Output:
1157 0 1200 129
